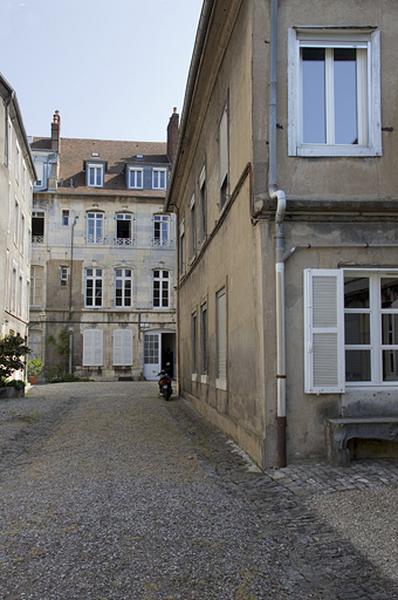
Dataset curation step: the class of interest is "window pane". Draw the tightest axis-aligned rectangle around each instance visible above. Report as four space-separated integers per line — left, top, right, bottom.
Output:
383 351 398 381
344 277 369 308
382 315 398 345
381 279 398 309
334 48 358 145
302 48 326 143
345 350 371 381
345 313 370 344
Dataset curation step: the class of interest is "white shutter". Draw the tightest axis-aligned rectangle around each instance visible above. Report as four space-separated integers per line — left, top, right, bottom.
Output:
113 329 132 366
83 329 103 366
219 107 228 186
304 269 345 393
216 289 227 385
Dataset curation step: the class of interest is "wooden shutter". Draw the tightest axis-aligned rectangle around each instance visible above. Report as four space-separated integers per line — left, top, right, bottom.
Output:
304 269 345 393
219 107 228 186
216 288 227 383
83 329 103 366
113 329 133 366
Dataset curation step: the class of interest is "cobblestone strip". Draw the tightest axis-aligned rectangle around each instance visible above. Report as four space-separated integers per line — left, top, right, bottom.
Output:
167 397 398 599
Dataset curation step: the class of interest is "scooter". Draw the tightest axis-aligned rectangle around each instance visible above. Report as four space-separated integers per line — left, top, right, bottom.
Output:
158 369 172 401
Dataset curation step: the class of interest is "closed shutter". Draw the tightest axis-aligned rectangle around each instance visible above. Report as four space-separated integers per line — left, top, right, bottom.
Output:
83 329 103 366
216 288 227 384
113 329 133 366
219 107 228 187
304 269 345 393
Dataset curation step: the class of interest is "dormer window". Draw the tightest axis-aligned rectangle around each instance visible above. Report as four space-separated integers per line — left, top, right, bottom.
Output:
87 163 104 187
152 168 167 190
128 167 143 189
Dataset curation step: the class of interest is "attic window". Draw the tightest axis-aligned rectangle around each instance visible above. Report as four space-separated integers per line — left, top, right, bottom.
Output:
87 163 104 187
91 152 100 158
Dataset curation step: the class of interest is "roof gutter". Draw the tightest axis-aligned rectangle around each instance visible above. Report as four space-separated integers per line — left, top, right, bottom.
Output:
165 0 215 212
0 72 36 179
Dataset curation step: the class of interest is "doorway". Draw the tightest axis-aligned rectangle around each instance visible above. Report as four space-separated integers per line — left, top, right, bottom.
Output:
143 331 176 381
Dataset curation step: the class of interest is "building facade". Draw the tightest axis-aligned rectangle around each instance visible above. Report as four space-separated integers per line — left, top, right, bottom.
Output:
167 0 398 467
30 110 178 381
0 74 35 345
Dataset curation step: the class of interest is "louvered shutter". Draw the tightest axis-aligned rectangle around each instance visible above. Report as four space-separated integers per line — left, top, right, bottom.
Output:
113 329 132 366
304 269 345 393
83 329 103 366
216 289 227 383
219 107 228 186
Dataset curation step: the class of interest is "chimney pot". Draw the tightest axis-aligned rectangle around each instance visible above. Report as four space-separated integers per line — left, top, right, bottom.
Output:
167 107 179 165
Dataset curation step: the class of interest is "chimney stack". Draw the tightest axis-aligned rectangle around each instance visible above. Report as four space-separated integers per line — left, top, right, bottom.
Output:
167 107 179 165
51 110 61 153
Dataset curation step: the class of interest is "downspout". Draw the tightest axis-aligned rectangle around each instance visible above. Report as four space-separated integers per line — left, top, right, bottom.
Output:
268 0 287 467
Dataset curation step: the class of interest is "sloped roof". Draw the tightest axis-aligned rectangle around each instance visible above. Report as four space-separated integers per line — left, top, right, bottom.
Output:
31 136 168 195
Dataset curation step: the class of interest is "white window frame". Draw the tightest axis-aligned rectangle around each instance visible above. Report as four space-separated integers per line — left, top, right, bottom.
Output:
153 269 170 309
30 265 44 307
84 267 103 308
114 268 133 308
179 220 185 276
83 329 103 366
115 212 134 246
86 211 104 244
304 268 398 394
60 266 69 287
15 142 21 183
153 214 170 247
32 210 45 244
112 329 133 366
190 194 196 258
87 163 104 187
199 166 207 244
152 168 167 190
288 28 382 157
191 311 198 377
62 209 70 226
128 167 144 189
216 287 227 390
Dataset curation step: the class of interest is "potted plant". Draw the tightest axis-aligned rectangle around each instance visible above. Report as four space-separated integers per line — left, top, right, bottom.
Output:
27 358 44 385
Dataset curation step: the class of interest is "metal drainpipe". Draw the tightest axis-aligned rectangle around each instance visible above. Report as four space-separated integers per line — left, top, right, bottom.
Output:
68 215 78 374
268 0 287 467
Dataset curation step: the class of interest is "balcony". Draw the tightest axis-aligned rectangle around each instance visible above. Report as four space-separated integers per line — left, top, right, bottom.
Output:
32 235 44 244
115 237 135 247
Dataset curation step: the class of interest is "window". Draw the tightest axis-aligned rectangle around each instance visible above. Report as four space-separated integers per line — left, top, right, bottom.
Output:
200 303 208 375
219 105 229 208
216 288 227 389
62 210 70 226
34 159 45 187
85 268 103 307
128 168 143 189
304 269 398 393
18 276 23 316
87 212 104 244
199 166 207 243
7 120 12 168
190 195 196 258
83 329 103 366
12 268 17 314
15 143 21 183
60 266 69 287
191 312 197 375
20 214 25 255
87 163 104 187
179 224 185 276
115 268 132 307
116 213 133 245
152 168 167 190
153 270 170 308
288 28 381 157
32 211 45 243
30 266 44 306
153 215 170 246
113 329 133 366
14 200 19 245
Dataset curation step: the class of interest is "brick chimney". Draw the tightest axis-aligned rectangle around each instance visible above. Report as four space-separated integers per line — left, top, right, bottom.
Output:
51 110 61 153
167 107 179 165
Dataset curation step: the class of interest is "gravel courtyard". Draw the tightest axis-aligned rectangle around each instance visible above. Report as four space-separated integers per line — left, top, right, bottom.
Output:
0 382 397 599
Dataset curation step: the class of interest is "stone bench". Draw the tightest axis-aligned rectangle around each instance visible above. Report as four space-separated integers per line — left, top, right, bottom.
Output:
326 417 398 465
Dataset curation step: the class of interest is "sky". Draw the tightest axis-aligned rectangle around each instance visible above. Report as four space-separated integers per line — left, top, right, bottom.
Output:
0 0 203 142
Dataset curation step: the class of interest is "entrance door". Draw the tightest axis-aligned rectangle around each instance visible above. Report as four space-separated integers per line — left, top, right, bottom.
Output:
144 333 160 380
